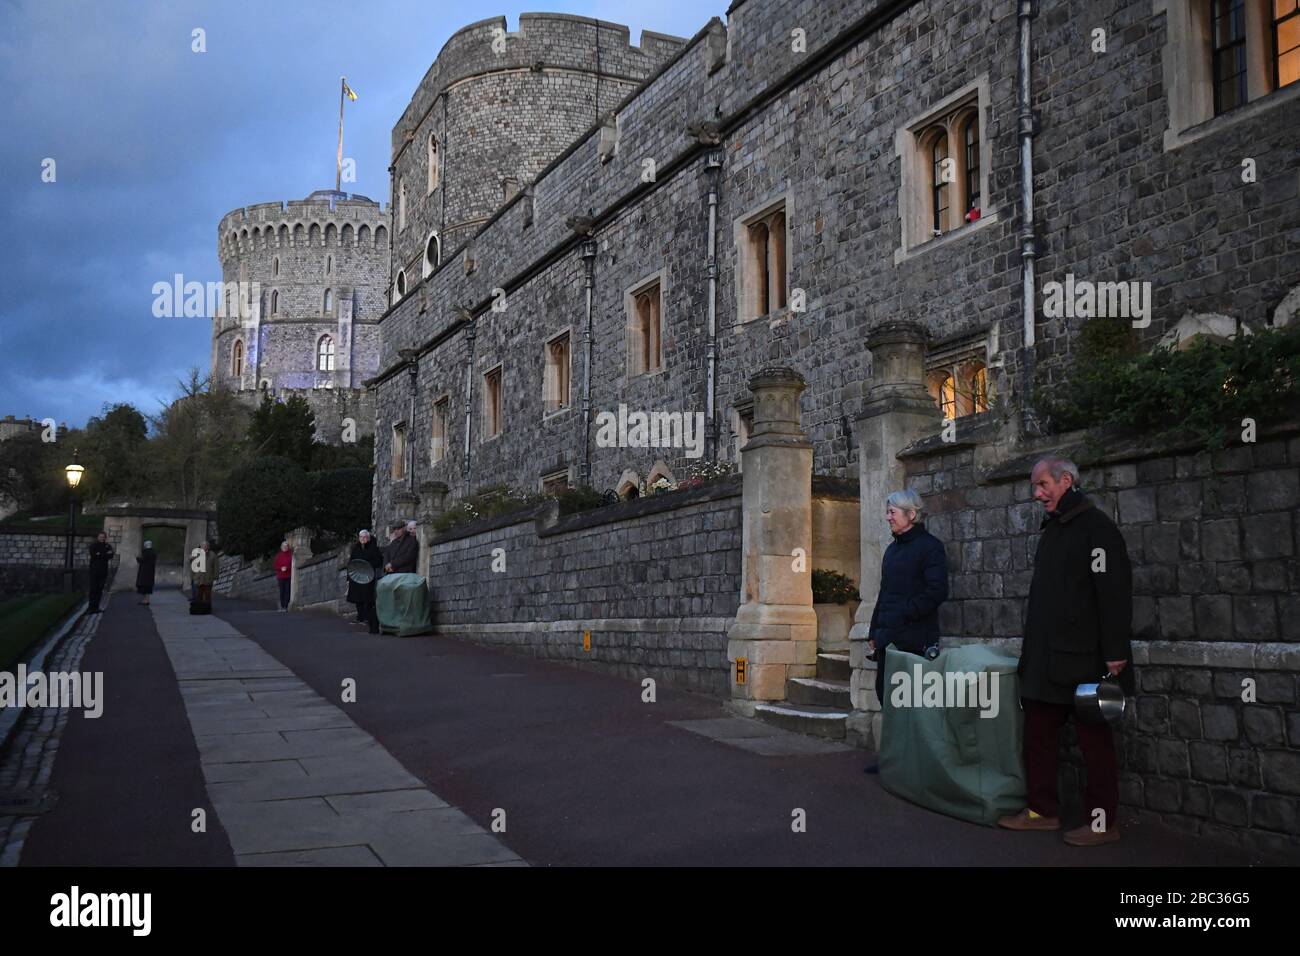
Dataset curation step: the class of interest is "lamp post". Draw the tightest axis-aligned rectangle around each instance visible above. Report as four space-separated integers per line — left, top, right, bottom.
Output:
63 451 84 593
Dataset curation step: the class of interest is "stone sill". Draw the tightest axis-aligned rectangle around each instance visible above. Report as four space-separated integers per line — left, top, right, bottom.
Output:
1163 82 1300 152
893 210 1000 267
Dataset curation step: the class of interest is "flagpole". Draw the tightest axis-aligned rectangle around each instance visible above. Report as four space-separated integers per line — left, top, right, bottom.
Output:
336 76 346 192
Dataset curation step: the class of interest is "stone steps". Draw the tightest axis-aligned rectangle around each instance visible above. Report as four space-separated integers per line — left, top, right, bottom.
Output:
787 676 852 709
753 702 849 740
816 652 850 682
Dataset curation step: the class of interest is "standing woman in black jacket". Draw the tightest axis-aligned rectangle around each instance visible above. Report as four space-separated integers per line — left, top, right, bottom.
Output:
136 540 157 606
347 529 384 633
865 489 950 713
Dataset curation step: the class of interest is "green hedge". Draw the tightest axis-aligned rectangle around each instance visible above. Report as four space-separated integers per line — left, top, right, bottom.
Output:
0 592 84 669
1037 322 1300 450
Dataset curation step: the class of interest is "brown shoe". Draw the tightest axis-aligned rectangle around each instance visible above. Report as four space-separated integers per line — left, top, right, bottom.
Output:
1064 824 1120 846
997 808 1061 831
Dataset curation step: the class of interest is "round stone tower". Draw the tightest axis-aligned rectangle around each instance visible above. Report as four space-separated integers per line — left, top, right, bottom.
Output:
387 13 686 295
213 189 391 442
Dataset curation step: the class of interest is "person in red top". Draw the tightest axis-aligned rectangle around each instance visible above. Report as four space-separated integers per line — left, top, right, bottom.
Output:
274 540 293 612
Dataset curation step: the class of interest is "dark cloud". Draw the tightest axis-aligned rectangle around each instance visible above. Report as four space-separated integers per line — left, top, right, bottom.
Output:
0 0 715 428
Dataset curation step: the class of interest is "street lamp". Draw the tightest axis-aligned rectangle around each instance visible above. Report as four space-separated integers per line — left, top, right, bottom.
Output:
63 451 84 593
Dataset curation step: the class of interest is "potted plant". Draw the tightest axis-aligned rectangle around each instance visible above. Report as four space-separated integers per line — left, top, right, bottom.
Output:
811 568 861 653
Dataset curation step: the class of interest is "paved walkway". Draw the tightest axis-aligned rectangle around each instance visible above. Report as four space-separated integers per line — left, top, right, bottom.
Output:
144 590 521 866
5 588 1289 866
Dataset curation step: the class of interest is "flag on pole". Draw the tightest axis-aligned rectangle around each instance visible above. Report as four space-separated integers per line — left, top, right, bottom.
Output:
343 79 358 101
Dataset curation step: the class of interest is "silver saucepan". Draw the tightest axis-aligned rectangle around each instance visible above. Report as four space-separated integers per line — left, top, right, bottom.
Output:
1074 672 1126 725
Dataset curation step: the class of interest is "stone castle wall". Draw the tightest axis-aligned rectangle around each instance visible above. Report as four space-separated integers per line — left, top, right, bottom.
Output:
421 477 743 694
0 528 106 598
896 422 1300 857
368 0 1300 521
388 13 686 268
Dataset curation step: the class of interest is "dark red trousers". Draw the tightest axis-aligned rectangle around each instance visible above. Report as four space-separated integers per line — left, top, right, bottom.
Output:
1022 698 1118 825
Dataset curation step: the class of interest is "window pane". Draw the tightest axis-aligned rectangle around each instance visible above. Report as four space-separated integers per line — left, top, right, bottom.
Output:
1280 47 1300 86
931 133 950 233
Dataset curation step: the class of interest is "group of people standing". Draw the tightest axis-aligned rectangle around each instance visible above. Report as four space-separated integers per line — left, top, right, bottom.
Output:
86 532 160 611
863 454 1134 847
345 520 419 633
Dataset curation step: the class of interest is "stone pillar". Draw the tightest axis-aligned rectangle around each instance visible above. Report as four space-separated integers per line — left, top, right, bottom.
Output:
416 481 449 579
287 526 313 608
726 367 816 710
105 514 138 592
847 321 940 744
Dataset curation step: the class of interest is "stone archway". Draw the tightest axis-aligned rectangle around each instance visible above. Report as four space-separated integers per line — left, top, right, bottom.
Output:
97 506 215 593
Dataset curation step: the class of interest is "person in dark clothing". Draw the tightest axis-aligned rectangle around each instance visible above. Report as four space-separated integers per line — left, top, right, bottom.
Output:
347 529 383 633
87 532 114 613
135 540 157 605
383 521 419 574
863 489 949 773
998 455 1133 847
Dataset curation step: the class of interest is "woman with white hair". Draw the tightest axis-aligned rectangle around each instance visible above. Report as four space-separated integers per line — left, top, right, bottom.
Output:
135 539 156 605
864 489 950 771
273 540 293 612
347 529 384 633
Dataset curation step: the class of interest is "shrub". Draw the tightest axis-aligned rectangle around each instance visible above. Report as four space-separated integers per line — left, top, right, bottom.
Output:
812 568 861 604
430 485 542 535
1037 321 1300 450
553 485 607 516
216 455 312 559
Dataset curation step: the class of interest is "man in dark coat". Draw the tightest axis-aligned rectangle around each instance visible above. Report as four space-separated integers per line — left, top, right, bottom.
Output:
999 455 1133 846
87 531 114 613
348 529 384 633
383 520 419 575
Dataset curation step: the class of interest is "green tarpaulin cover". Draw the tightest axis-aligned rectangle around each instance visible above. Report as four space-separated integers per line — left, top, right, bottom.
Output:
878 643 1027 826
375 573 433 637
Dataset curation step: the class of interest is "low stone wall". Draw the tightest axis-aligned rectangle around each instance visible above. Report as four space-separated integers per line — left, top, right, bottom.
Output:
895 420 1300 857
0 527 107 598
217 547 349 611
425 477 744 694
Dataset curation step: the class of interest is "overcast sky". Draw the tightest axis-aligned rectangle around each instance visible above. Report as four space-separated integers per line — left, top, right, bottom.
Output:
0 0 719 430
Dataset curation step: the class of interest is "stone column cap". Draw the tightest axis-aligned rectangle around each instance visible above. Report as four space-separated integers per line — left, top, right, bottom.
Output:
866 320 928 349
748 366 806 392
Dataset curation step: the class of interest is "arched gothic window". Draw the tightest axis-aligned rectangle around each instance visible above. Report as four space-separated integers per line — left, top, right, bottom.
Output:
317 335 335 372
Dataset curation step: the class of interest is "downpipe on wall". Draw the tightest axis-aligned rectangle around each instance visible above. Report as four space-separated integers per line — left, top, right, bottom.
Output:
705 150 723 460
1018 0 1041 438
580 239 597 486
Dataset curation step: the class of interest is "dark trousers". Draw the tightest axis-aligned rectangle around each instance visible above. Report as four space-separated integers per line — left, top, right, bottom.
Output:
88 572 107 611
194 584 213 605
278 577 291 609
356 601 378 633
1023 697 1118 826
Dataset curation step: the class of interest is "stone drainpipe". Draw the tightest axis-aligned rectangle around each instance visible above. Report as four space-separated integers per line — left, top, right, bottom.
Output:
846 322 939 748
726 366 816 711
704 150 723 459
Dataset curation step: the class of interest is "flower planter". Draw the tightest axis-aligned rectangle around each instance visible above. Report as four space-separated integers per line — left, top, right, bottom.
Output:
813 600 858 653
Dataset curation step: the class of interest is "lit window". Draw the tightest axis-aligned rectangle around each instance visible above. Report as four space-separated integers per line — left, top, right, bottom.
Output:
432 396 450 464
542 471 569 496
628 281 662 376
391 422 407 480
483 366 503 439
317 335 335 372
544 332 571 413
739 205 787 320
1277 0 1300 88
